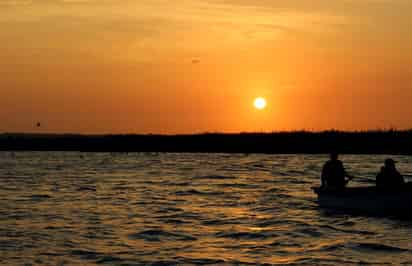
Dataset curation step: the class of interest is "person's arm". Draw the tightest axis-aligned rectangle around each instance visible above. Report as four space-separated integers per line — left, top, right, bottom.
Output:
342 166 353 187
345 171 355 180
339 161 353 180
343 164 354 180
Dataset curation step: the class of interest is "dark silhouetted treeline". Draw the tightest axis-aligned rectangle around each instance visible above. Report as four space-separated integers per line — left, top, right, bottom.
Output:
1 130 412 154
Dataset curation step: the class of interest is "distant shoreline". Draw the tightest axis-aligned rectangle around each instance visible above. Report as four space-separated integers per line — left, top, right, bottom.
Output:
1 130 412 155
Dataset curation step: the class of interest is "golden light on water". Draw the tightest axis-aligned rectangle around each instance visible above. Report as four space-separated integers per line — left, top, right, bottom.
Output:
254 97 267 110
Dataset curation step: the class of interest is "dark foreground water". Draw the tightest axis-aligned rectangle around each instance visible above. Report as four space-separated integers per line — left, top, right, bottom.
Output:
1 152 412 265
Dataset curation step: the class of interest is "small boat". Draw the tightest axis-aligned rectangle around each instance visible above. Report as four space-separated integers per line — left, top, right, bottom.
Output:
312 183 412 217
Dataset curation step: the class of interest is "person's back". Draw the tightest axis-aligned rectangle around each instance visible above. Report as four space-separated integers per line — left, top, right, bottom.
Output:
321 153 348 189
376 159 404 190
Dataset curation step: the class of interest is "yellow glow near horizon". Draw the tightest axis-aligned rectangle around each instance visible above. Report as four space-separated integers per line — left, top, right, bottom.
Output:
254 97 267 110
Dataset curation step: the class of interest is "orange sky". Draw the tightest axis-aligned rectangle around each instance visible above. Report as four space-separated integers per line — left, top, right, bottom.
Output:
1 0 412 134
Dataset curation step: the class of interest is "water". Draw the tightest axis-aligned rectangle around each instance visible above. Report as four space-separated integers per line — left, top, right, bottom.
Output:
1 152 412 265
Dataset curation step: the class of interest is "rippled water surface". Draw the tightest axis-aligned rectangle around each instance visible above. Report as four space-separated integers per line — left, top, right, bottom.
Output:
1 152 412 265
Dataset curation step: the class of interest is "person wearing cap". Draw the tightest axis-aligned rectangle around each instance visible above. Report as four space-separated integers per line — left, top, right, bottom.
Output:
376 158 404 189
321 152 354 190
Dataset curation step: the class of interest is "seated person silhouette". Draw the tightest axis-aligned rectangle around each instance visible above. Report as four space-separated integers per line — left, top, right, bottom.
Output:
376 158 404 190
321 152 353 190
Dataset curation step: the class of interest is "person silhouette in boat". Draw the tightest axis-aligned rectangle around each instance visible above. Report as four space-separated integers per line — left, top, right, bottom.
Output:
376 158 404 189
321 152 354 190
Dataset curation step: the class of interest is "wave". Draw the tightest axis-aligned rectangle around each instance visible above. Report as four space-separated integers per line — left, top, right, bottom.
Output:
215 231 274 240
96 256 123 264
272 176 312 184
193 175 236 180
216 183 259 189
306 240 346 252
272 169 305 177
201 218 240 226
163 219 190 224
293 228 323 237
175 189 224 196
76 186 96 192
129 229 197 242
71 249 101 260
164 181 192 186
155 212 201 220
29 194 51 201
144 258 226 265
284 257 385 265
265 187 284 193
352 242 409 252
320 225 375 235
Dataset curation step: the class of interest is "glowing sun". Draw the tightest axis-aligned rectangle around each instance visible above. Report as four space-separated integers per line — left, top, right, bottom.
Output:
253 97 267 110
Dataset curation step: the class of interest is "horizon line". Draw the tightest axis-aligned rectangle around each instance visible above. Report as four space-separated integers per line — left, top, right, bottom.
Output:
1 128 412 137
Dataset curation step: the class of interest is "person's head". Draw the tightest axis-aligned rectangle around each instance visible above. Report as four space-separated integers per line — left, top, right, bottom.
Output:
384 158 397 170
330 152 339 161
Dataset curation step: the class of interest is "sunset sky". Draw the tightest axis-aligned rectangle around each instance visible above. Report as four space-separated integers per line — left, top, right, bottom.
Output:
1 0 411 134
